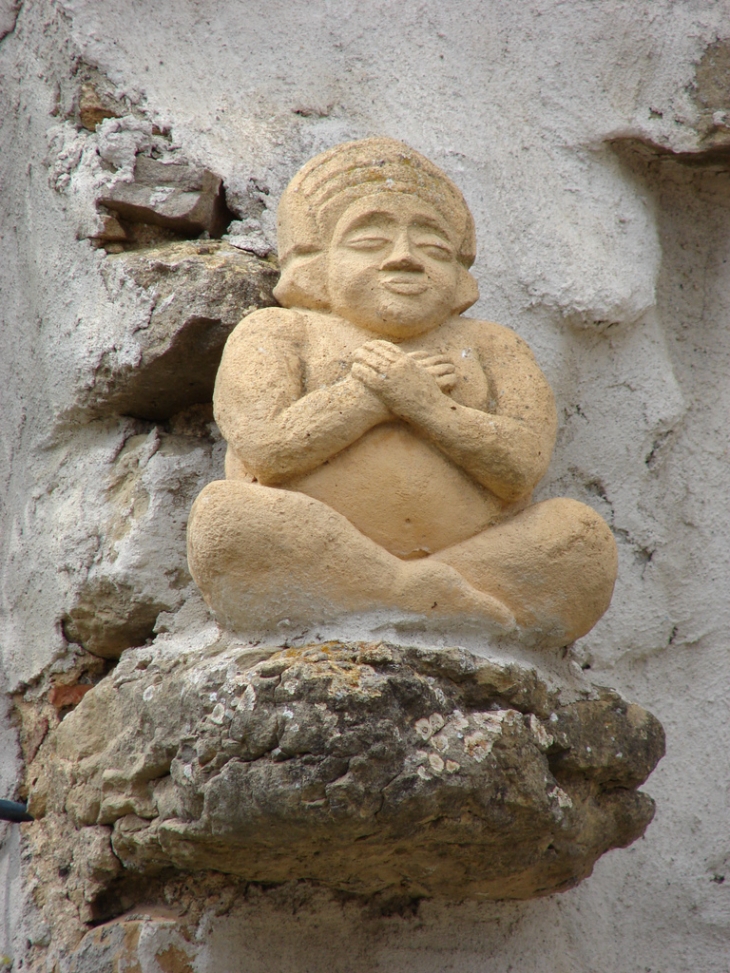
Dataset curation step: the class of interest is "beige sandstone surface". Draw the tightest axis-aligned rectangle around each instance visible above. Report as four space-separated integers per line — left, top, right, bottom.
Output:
188 138 618 648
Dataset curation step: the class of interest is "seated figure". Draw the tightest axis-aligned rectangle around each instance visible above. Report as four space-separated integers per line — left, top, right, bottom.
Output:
188 138 617 647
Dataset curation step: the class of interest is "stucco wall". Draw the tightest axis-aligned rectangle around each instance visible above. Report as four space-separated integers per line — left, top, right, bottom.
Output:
2 1 730 969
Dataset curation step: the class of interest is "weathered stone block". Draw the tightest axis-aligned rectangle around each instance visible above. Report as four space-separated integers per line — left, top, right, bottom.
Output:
27 641 664 910
62 426 222 658
92 240 279 420
77 80 122 132
98 156 230 237
66 916 197 973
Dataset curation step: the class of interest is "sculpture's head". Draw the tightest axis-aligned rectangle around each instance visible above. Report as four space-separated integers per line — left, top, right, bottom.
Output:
273 137 479 338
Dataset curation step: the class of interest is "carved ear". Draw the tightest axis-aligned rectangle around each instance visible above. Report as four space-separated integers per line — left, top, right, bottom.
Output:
273 252 330 310
453 266 479 314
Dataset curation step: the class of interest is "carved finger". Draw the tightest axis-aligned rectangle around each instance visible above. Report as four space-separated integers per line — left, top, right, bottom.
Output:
355 348 394 373
352 345 384 364
436 373 458 391
355 349 396 371
351 361 385 386
362 339 402 360
410 353 454 368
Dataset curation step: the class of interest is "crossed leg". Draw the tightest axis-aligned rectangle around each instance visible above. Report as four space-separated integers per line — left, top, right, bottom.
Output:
187 480 516 635
432 498 618 645
188 483 616 646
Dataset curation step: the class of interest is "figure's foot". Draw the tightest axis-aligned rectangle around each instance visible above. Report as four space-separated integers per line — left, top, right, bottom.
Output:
395 559 516 631
433 497 618 647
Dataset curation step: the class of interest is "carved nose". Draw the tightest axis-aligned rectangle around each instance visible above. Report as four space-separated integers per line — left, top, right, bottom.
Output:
380 236 424 272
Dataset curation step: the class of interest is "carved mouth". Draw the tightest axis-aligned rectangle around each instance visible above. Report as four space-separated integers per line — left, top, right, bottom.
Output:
381 277 428 296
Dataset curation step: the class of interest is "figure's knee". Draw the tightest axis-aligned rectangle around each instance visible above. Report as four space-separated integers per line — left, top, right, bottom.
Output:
188 480 345 587
528 498 617 638
187 480 260 582
531 498 616 563
190 480 242 544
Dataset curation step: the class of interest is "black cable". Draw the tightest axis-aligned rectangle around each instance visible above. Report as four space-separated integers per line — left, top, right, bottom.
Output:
0 799 33 823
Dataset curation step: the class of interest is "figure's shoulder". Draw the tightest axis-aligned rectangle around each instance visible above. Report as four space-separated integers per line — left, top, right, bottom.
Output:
457 316 539 363
226 306 307 348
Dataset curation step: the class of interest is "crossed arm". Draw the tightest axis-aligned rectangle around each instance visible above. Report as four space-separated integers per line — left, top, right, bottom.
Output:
214 309 557 501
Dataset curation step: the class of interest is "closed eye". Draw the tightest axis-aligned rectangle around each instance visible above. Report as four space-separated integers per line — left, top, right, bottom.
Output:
418 241 453 259
344 235 391 250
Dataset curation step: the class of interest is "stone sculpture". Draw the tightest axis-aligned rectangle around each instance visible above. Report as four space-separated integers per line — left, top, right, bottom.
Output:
187 137 618 647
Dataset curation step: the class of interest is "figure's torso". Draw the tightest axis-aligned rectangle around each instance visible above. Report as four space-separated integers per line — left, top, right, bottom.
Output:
282 312 522 558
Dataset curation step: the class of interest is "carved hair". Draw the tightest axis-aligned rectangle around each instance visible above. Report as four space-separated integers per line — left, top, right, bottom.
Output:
273 137 479 313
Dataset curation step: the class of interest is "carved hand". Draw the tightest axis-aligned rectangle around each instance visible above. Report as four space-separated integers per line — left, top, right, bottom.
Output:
351 340 455 419
406 349 457 392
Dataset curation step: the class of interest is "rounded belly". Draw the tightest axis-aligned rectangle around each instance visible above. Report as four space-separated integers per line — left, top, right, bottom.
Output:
288 424 503 558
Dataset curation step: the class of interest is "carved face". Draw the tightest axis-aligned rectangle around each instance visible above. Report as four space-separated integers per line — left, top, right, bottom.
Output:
326 193 461 338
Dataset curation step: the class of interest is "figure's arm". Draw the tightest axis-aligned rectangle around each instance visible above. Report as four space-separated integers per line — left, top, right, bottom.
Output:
352 327 557 502
214 309 390 485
